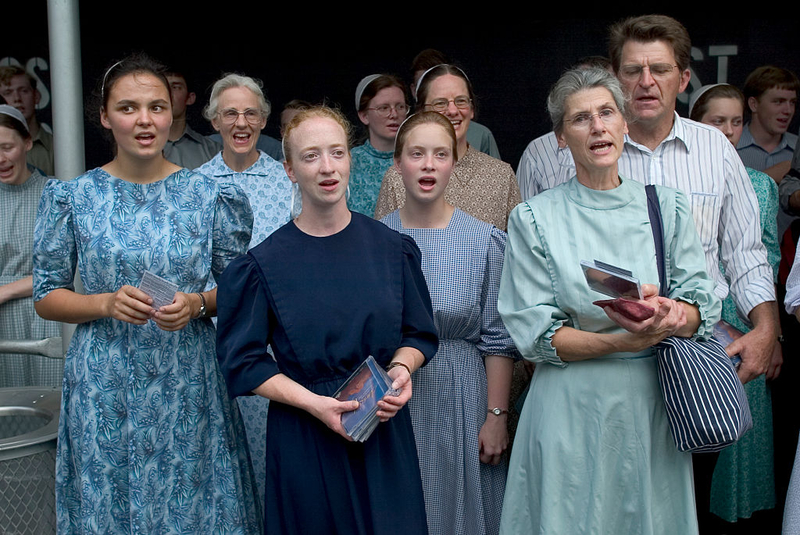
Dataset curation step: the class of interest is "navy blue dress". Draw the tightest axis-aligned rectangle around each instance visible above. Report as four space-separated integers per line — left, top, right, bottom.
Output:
216 212 438 535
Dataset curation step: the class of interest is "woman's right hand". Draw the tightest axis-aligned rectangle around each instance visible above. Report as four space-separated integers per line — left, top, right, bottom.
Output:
308 395 360 441
106 285 154 325
601 284 687 348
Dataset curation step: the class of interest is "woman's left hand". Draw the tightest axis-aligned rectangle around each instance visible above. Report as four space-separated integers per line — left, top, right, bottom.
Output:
376 366 412 422
151 292 195 332
479 415 508 465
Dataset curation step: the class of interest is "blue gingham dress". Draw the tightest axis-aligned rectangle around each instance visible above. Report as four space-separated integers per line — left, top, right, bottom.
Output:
381 208 518 535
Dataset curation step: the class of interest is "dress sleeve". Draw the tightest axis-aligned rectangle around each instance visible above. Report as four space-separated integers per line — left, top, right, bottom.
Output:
212 183 254 279
399 234 439 364
373 166 404 220
216 253 279 397
32 179 76 301
664 188 722 339
497 203 570 366
476 227 519 359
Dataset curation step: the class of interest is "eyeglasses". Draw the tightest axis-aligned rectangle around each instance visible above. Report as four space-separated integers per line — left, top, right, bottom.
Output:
366 103 410 118
618 63 679 81
424 97 472 113
218 108 264 125
564 108 620 129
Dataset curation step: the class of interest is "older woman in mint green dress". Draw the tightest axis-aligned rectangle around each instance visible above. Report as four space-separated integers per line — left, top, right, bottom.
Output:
497 68 720 535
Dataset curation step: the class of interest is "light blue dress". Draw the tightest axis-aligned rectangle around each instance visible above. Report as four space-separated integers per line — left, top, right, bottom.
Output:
196 149 293 508
381 208 517 535
32 169 261 534
348 140 394 216
497 177 720 535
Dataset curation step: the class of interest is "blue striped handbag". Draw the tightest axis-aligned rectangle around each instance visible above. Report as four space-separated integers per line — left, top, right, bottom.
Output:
646 185 752 453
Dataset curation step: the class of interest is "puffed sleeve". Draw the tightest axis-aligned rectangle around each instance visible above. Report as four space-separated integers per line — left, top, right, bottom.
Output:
211 182 254 279
373 166 405 220
399 234 439 364
216 253 279 397
663 188 721 339
477 227 520 359
32 179 76 301
497 203 570 367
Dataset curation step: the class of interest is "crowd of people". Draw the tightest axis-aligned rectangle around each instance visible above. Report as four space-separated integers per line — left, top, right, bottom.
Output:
1 11 800 535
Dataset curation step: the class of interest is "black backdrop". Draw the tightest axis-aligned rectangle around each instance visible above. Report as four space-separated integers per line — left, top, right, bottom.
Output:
3 3 799 174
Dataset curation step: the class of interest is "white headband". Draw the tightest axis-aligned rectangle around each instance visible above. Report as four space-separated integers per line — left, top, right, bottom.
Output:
355 74 381 110
0 104 29 132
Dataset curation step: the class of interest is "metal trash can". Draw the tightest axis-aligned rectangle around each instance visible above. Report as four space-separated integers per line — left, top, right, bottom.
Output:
0 387 60 535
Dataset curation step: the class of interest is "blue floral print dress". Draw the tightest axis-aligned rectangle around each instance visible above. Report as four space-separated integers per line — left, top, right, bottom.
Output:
32 168 261 534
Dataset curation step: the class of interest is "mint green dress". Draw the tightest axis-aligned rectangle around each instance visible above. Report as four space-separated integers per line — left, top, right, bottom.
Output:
710 167 780 521
497 177 720 535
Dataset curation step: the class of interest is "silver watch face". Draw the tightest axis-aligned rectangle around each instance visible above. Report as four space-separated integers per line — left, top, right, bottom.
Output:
491 408 501 415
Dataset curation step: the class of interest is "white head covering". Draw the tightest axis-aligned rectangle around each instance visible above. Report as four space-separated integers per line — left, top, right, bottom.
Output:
0 104 29 133
688 83 729 118
355 74 381 111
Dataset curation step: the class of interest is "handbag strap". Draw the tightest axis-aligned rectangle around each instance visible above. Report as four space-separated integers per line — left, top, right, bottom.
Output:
645 184 668 298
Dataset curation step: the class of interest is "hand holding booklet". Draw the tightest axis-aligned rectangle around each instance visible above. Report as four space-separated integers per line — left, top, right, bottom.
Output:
138 270 178 310
582 259 655 321
333 356 400 442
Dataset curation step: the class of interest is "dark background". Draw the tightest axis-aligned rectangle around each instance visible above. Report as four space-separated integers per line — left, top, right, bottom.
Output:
3 3 799 174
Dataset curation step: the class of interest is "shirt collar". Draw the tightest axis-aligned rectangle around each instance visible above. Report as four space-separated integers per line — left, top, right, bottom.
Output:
624 112 691 153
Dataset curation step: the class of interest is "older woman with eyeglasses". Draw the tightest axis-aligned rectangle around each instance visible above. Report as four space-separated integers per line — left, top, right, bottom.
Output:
195 72 294 511
374 64 521 232
348 74 410 216
497 68 719 535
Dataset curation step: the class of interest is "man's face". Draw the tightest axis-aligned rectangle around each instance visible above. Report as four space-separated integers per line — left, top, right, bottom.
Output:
750 87 797 137
166 75 195 119
617 40 690 128
0 74 39 123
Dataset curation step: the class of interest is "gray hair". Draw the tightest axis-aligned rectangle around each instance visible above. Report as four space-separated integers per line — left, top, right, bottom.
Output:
203 73 271 122
547 68 626 134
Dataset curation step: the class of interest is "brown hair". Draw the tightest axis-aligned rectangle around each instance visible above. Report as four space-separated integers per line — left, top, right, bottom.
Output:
743 66 800 102
414 64 476 115
393 111 458 163
608 14 691 73
0 65 36 91
357 75 408 113
0 113 31 140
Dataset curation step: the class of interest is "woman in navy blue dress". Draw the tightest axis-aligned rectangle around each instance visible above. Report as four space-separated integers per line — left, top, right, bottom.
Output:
216 105 438 534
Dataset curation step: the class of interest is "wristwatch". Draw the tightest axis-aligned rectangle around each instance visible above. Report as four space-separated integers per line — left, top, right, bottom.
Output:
488 407 508 416
195 292 207 319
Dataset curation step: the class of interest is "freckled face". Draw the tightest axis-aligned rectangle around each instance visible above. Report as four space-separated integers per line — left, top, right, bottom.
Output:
284 116 351 211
